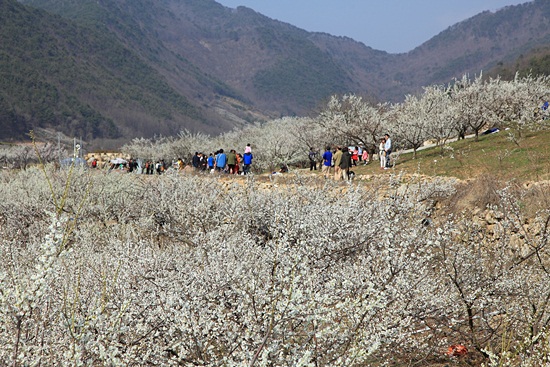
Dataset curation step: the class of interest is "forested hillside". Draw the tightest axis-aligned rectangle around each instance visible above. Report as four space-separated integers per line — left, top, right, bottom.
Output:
19 0 355 116
1 0 238 145
4 0 550 147
0 0 119 140
487 45 550 79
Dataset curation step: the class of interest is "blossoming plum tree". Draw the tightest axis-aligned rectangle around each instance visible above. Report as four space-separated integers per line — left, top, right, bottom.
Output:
5 72 550 366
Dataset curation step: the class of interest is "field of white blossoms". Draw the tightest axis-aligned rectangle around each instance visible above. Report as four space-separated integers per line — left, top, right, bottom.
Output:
1 164 549 366
2 73 550 366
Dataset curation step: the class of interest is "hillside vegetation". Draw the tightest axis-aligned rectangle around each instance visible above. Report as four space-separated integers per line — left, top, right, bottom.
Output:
1 0 234 145
488 46 550 80
3 0 550 147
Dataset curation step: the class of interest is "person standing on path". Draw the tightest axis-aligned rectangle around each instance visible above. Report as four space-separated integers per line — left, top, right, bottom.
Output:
351 146 359 166
333 146 343 180
321 146 333 179
340 147 352 180
361 148 369 165
242 149 253 174
215 149 227 173
192 152 200 171
227 149 237 174
308 147 318 171
379 138 386 169
384 134 392 169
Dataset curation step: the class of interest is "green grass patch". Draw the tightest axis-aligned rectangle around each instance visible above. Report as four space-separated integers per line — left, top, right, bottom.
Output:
355 128 550 182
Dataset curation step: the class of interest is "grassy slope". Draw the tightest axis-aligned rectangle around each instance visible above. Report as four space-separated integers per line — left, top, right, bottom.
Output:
352 129 550 183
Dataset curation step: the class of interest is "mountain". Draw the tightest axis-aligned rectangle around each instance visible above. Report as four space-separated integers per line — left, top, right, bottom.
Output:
17 0 356 116
391 0 550 93
311 0 550 100
2 0 255 144
4 0 550 146
486 45 550 79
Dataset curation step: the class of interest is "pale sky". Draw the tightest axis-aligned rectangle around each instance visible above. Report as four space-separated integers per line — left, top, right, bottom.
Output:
215 0 531 53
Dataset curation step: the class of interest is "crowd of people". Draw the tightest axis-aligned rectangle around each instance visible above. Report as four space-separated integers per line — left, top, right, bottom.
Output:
309 133 393 180
90 144 255 176
88 135 395 179
188 144 254 175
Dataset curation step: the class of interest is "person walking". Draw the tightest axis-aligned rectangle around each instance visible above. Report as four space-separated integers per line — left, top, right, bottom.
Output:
215 149 227 173
351 146 359 166
207 153 215 172
321 146 333 179
192 152 200 171
242 149 253 174
235 153 242 174
333 146 343 180
227 149 237 174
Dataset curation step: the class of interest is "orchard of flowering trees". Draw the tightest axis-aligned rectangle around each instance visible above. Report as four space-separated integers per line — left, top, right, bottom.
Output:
1 73 550 366
1 165 550 366
1 73 547 172
116 73 550 168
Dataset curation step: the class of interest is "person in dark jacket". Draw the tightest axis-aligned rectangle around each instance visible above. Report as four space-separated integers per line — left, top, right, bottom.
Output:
339 147 352 180
227 149 237 174
308 147 318 171
192 152 200 171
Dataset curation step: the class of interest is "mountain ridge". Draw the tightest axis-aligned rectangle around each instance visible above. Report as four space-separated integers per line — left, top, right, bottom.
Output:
4 0 550 147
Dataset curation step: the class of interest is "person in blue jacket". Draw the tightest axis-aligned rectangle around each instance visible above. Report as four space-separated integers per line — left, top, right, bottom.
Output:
321 146 333 178
242 150 253 174
207 153 215 171
215 149 227 172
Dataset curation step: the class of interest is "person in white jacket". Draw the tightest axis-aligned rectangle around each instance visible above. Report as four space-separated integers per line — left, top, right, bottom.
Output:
384 134 392 169
379 138 386 169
